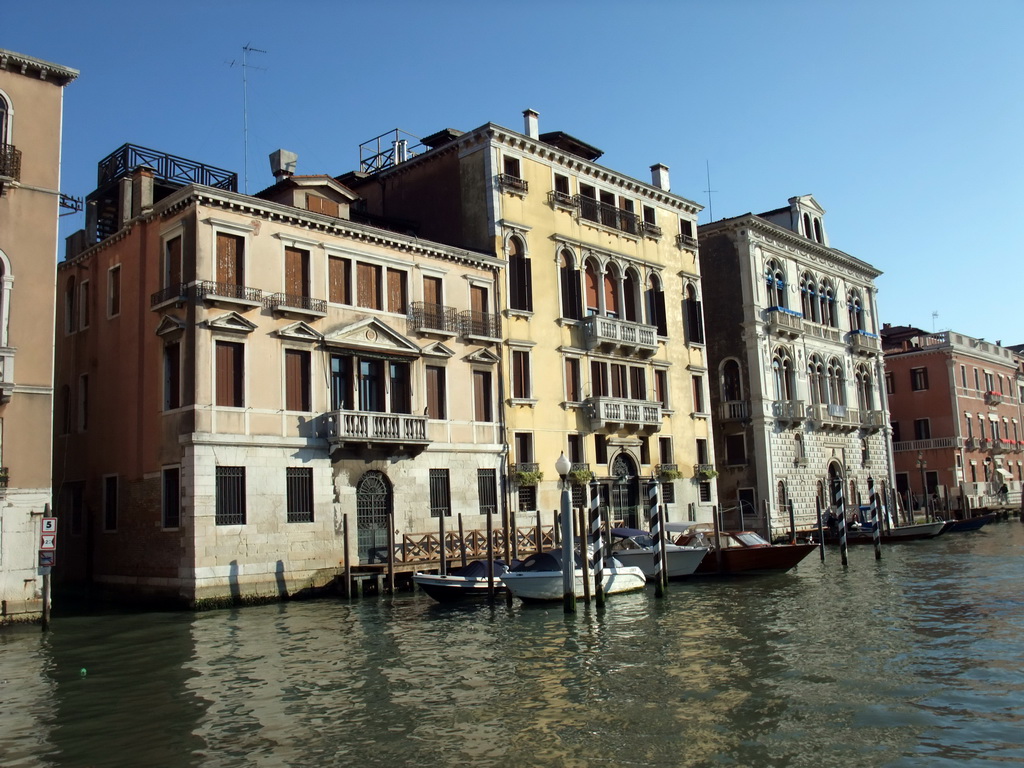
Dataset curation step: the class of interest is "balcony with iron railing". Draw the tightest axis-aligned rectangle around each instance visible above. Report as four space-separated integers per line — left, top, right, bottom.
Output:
151 282 189 309
985 390 1004 406
409 302 459 336
0 144 22 182
772 399 806 424
586 396 662 434
510 462 540 474
194 281 263 308
548 190 576 210
642 221 663 238
264 292 327 317
766 307 803 338
808 402 860 430
849 329 881 355
496 174 528 194
582 314 659 357
676 233 698 249
321 409 430 449
578 196 641 236
459 309 501 342
97 143 237 190
719 400 750 421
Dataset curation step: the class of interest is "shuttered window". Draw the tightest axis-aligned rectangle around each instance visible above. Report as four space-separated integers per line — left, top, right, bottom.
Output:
512 350 531 399
473 370 492 421
585 263 599 314
508 237 533 312
216 341 244 407
603 272 618 317
284 246 309 297
630 367 646 401
357 262 381 309
565 358 581 402
216 233 244 286
389 362 411 414
108 266 121 317
387 268 407 313
329 256 351 304
307 195 339 217
426 365 446 419
611 364 627 398
423 275 442 306
285 349 311 411
165 236 182 287
164 342 181 410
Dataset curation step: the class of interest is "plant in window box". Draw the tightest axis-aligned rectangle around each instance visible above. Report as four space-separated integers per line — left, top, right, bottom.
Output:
696 467 718 480
514 470 544 487
659 468 682 481
568 468 595 486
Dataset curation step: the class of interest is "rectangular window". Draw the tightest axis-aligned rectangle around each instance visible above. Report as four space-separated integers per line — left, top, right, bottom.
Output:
885 372 895 395
985 372 994 391
285 349 311 411
692 375 705 413
165 236 182 288
473 370 493 421
356 262 382 310
591 361 608 397
698 481 712 502
216 232 244 286
594 434 608 464
960 365 967 388
680 219 694 238
284 246 310 298
655 370 669 408
891 421 901 443
974 368 980 390
914 418 931 440
965 414 973 438
696 438 709 465
390 361 411 414
108 265 121 317
164 342 181 410
911 367 929 391
386 268 407 314
640 436 651 465
610 364 627 398
477 469 498 517
512 350 531 399
162 467 181 529
429 468 452 518
518 485 536 513
103 475 118 532
726 434 747 465
307 195 339 217
329 256 351 304
554 173 570 195
567 434 584 464
79 280 90 329
630 367 646 401
216 341 244 407
514 432 534 464
215 466 246 525
330 355 353 410
643 205 656 225
659 437 673 465
426 365 446 419
286 467 314 523
565 358 581 402
78 374 89 432
359 359 385 411
503 156 521 179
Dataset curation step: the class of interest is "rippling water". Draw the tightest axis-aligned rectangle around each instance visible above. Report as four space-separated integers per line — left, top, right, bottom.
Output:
2 522 1022 768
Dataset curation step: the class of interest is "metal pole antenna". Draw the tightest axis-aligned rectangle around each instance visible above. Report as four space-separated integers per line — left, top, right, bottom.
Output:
238 43 266 194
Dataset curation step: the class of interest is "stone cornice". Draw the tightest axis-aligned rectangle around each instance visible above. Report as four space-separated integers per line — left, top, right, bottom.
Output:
0 49 79 85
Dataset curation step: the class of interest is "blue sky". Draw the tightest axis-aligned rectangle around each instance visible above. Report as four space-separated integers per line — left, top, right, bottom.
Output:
7 1 1023 342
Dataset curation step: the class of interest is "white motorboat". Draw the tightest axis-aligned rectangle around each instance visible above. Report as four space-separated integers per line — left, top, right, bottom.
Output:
500 548 646 602
608 527 709 579
412 559 511 602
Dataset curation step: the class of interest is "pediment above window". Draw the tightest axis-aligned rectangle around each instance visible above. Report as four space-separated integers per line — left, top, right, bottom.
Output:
465 348 500 365
207 311 258 334
276 321 322 343
421 341 456 359
323 317 420 357
155 315 186 337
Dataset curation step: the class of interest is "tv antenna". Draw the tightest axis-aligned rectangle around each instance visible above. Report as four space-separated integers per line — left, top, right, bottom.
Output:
703 160 717 222
228 43 267 193
932 310 938 332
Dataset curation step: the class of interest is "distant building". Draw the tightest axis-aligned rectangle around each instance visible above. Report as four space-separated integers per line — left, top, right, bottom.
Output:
54 145 503 605
342 111 717 529
699 196 894 537
882 325 1023 511
0 49 77 624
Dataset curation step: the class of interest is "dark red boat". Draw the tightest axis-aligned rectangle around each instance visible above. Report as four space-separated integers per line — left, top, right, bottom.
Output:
665 523 817 576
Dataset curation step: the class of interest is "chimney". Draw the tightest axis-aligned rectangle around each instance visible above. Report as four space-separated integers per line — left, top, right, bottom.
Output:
130 165 155 218
650 163 670 191
523 109 539 139
269 149 298 181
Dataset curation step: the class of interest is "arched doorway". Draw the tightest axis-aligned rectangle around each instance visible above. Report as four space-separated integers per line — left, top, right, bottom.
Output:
356 470 392 563
827 462 845 517
610 452 640 528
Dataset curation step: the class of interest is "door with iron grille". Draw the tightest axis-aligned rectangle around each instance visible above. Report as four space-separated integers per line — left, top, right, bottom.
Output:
610 453 640 528
356 471 392 563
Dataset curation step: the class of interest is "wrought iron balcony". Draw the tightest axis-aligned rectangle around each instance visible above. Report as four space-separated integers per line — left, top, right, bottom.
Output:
459 309 501 341
0 144 22 182
496 173 528 194
772 399 805 425
150 282 189 308
548 190 576 210
510 462 540 474
849 330 881 355
578 196 640 235
265 292 327 316
582 314 659 357
409 301 459 335
586 396 662 434
676 233 697 249
809 402 860 430
766 308 803 338
321 409 430 448
719 400 750 421
656 463 678 475
193 281 263 307
642 221 663 238
985 390 1004 406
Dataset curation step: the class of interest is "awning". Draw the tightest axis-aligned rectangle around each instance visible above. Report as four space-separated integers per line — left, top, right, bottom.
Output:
995 468 1012 479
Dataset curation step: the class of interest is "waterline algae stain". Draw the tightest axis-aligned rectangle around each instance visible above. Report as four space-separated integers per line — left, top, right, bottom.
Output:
1 524 1022 767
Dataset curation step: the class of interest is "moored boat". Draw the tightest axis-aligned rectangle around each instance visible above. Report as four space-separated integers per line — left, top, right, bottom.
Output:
821 519 947 543
665 523 817 575
609 527 709 579
413 559 511 602
500 548 646 602
943 513 998 533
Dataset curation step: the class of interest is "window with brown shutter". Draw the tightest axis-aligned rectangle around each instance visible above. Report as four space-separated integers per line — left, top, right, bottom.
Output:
426 365 446 419
329 257 351 304
591 360 607 397
285 349 311 411
387 268 407 314
603 272 618 318
357 262 381 309
585 263 599 314
165 237 182 288
216 233 244 286
285 247 310 298
164 342 181 410
630 367 646 400
389 362 411 414
307 195 339 217
611 364 627 398
473 370 492 421
512 350 530 399
108 266 121 317
565 358 580 402
216 341 244 407
423 275 442 306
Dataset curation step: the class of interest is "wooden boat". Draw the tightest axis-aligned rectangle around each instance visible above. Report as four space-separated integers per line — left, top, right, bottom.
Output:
943 514 998 533
821 519 948 543
500 548 646 602
412 559 510 602
665 523 817 575
608 527 709 579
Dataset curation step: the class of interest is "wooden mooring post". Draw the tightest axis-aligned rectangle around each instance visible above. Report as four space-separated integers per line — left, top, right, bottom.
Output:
458 513 467 568
578 507 591 603
815 497 825 561
486 510 496 599
590 480 605 608
343 514 353 598
869 476 882 561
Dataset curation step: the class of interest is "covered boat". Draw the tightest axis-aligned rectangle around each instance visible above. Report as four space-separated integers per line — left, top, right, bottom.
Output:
665 523 816 576
943 513 997 533
821 519 948 543
413 559 511 602
500 548 646 602
608 527 709 579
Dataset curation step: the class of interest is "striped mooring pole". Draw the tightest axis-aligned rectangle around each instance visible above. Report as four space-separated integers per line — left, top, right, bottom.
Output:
835 478 849 567
590 479 605 608
869 476 882 561
649 477 665 597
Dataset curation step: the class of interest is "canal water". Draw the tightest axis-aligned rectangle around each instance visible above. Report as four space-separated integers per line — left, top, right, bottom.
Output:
2 522 1022 768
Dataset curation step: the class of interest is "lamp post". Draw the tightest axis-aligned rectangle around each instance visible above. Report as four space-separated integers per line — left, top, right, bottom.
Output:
916 451 928 522
556 452 575 614
984 456 993 504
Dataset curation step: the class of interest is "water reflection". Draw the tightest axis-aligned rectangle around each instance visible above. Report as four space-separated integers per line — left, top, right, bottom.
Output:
0 524 1021 767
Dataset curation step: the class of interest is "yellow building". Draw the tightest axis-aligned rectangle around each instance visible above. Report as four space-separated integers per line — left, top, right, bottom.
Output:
344 112 718 529
0 49 78 623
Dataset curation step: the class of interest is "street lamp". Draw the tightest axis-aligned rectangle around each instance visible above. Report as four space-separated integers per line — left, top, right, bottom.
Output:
555 452 575 613
916 451 928 522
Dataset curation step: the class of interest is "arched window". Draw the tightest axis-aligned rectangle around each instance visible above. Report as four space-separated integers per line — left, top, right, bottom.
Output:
808 355 826 405
813 218 823 243
622 267 641 323
827 358 846 406
0 92 9 144
645 273 667 336
800 272 817 322
855 364 874 411
777 480 789 515
356 470 392 562
507 235 532 312
584 259 600 316
772 347 794 400
684 283 704 344
803 213 812 239
819 279 837 327
721 359 743 401
558 248 582 320
602 264 620 318
765 259 786 309
847 289 864 331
